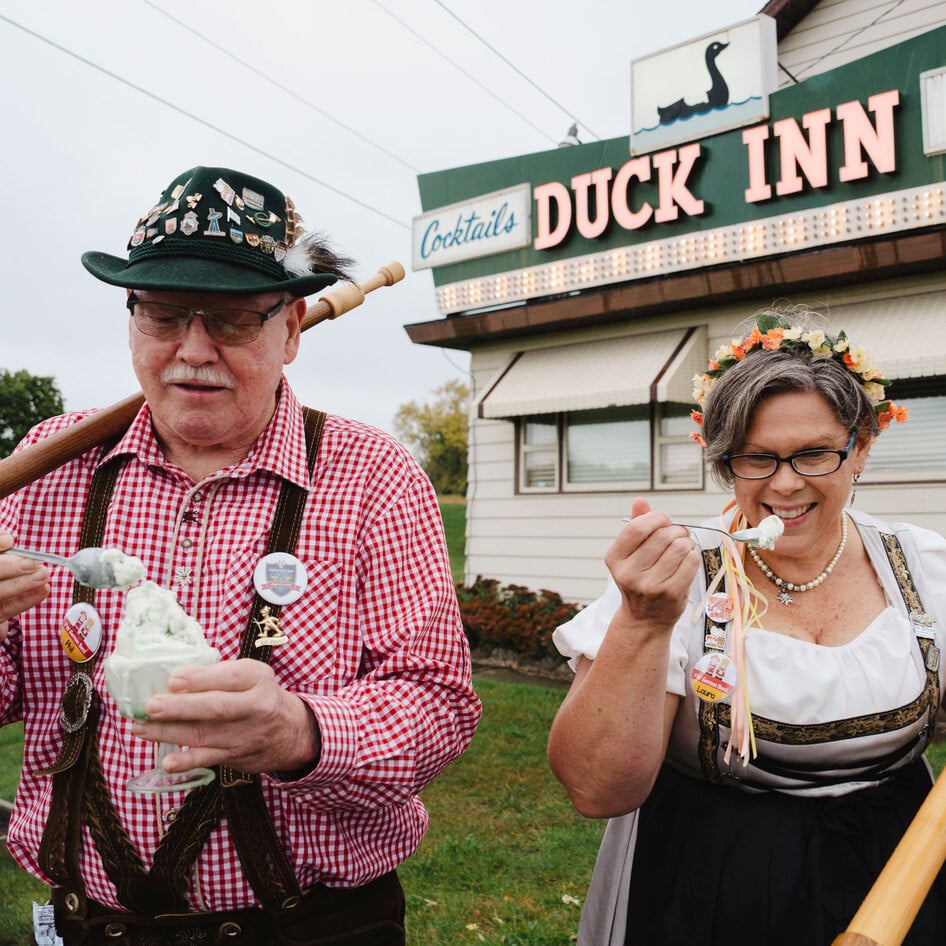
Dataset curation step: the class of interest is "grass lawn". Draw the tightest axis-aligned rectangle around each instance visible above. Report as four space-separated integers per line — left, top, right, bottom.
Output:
438 496 466 585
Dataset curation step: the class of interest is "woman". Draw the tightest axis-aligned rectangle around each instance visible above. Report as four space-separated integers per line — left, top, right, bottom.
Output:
548 308 945 945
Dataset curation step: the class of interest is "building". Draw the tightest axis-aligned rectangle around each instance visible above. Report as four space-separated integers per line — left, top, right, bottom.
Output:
408 0 946 603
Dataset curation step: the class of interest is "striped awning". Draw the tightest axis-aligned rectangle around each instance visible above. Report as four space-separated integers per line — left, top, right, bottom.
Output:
478 326 706 419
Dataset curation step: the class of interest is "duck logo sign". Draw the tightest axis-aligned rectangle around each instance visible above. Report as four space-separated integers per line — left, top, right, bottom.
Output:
631 15 778 155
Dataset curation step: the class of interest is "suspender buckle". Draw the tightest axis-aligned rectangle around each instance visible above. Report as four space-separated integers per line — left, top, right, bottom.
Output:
60 672 94 733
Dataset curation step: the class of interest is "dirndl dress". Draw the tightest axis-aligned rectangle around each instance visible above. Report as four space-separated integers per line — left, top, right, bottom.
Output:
553 511 946 946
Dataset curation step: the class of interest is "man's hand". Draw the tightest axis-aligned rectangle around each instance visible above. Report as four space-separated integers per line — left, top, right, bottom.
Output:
0 531 50 641
131 658 321 777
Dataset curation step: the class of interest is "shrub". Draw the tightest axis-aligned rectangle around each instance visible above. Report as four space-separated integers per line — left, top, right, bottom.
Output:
455 577 583 660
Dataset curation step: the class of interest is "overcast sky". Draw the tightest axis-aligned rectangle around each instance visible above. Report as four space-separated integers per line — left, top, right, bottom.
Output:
0 0 759 434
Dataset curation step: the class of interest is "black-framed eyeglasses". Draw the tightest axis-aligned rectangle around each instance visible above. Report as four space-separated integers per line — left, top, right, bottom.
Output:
723 431 857 480
126 292 289 346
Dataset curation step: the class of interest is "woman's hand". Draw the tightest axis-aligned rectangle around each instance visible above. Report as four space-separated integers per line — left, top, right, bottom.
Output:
606 497 700 635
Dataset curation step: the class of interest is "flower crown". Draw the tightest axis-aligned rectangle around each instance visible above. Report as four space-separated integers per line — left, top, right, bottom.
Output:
690 312 908 446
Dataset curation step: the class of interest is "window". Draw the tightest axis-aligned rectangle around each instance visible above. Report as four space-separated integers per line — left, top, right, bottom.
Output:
656 403 704 488
565 406 650 490
866 393 946 479
516 403 703 492
519 417 559 491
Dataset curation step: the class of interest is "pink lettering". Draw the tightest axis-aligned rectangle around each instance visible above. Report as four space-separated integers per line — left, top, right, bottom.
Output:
533 181 572 250
572 168 613 239
774 107 832 195
743 124 771 202
611 157 653 230
653 143 705 223
837 89 900 182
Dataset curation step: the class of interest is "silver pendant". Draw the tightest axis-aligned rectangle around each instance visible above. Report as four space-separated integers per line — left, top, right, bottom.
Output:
777 589 794 605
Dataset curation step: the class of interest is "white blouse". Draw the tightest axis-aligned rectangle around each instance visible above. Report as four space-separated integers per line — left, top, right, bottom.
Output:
554 509 946 791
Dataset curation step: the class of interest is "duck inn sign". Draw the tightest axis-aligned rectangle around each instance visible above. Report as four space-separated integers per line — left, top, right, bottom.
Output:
414 20 946 314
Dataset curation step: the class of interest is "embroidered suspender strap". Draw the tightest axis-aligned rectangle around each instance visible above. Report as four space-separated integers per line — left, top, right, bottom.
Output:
37 454 156 918
879 532 942 737
216 406 325 914
697 548 724 784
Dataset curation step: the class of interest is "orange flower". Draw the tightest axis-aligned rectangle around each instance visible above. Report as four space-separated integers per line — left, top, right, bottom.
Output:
731 343 746 360
690 431 706 447
690 410 704 426
892 404 909 423
761 328 784 351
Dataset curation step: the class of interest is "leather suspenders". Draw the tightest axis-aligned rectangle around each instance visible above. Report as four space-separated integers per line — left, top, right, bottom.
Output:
38 408 325 919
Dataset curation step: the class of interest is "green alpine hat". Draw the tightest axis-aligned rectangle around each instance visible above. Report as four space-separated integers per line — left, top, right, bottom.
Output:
81 166 340 296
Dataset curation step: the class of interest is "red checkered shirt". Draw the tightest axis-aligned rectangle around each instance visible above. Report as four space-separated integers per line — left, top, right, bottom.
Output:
0 381 480 911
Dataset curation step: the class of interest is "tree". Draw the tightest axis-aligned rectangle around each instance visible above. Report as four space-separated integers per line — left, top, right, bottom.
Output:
394 379 470 496
0 369 65 459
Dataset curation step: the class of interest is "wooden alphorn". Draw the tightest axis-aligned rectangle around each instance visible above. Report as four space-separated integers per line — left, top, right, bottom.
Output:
832 765 946 946
0 262 405 500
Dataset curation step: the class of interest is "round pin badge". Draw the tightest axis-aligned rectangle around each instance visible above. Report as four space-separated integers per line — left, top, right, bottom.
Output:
705 592 734 625
690 652 738 703
253 553 308 605
60 603 103 663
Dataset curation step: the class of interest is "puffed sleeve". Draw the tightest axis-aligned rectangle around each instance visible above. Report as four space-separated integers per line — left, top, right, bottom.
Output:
553 569 709 697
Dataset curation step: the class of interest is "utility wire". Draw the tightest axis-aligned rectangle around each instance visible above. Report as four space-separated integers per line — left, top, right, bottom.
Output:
433 0 600 140
0 12 409 230
794 0 906 80
368 0 559 145
139 0 421 174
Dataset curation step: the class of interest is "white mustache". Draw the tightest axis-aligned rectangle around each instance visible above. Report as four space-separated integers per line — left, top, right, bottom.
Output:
161 366 234 388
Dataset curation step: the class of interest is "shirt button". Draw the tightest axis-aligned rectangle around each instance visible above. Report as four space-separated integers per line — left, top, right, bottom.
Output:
165 808 179 822
192 491 204 502
180 538 193 549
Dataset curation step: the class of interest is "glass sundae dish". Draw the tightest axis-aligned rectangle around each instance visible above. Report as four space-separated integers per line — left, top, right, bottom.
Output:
104 580 220 792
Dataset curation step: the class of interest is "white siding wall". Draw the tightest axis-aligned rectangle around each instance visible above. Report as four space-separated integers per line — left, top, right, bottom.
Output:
465 273 946 604
777 0 946 87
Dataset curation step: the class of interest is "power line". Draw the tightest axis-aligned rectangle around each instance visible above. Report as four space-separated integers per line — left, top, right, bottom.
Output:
433 0 600 140
795 0 907 80
0 12 410 230
139 0 421 175
367 0 560 146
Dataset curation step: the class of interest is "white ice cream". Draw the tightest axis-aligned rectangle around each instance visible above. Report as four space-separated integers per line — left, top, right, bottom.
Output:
104 581 219 719
738 515 785 550
99 548 146 590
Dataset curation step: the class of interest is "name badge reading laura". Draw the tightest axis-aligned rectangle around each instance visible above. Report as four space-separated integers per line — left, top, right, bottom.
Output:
690 652 738 703
60 603 103 663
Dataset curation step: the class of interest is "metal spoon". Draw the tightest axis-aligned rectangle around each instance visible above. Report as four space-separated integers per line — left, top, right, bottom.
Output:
4 546 122 589
620 520 765 544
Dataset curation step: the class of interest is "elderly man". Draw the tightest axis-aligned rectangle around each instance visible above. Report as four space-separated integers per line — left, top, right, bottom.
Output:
0 165 481 945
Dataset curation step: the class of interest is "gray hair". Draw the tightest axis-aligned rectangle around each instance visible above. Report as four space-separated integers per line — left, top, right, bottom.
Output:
702 306 880 487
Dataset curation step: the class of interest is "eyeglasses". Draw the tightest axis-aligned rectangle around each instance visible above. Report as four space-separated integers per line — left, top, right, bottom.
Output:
126 292 289 346
723 431 857 480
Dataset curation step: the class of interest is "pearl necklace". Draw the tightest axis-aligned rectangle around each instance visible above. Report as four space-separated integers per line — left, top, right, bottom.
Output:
747 514 848 605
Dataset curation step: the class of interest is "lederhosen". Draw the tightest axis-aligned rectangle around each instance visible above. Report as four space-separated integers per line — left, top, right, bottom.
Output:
623 532 946 945
35 408 405 946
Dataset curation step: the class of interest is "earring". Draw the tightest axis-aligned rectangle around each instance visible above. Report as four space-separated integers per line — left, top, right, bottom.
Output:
849 472 861 507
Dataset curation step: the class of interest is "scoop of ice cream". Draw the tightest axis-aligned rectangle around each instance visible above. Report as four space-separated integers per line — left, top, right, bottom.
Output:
737 515 784 550
99 548 146 590
104 580 220 719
